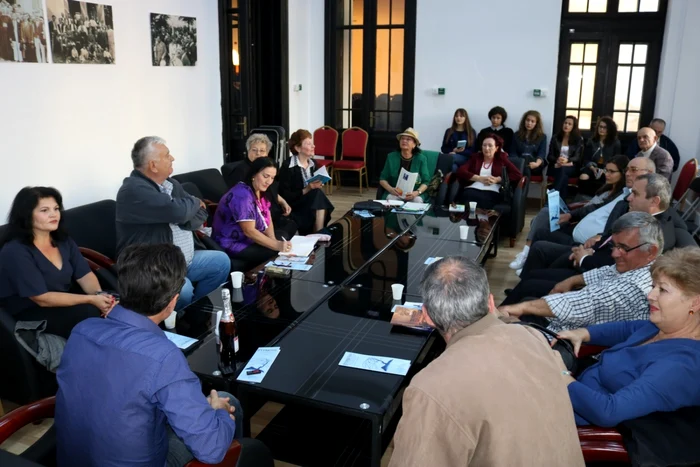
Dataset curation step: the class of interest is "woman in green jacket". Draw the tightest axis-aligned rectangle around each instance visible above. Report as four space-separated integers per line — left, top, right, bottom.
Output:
379 128 431 202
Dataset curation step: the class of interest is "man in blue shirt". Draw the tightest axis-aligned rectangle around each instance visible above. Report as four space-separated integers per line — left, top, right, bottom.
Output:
56 244 240 466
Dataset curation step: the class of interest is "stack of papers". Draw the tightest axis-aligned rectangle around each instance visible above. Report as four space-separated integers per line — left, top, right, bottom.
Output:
449 204 465 213
164 331 198 350
278 235 318 257
374 199 405 207
392 202 430 214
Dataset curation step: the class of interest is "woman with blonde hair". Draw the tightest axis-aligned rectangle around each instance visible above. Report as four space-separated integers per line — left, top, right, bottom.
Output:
557 246 700 427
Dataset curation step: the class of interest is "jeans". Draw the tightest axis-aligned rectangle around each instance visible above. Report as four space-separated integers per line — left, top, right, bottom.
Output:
549 165 578 199
176 250 231 310
166 391 243 467
451 152 470 173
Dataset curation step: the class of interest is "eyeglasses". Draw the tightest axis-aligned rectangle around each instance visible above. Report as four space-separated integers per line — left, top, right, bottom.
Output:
598 125 608 129
604 168 620 174
611 242 648 253
249 148 268 154
626 167 648 174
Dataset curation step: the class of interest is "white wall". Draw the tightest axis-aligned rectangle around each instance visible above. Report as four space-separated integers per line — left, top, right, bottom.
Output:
0 0 222 217
655 0 700 184
287 0 325 134
413 0 563 150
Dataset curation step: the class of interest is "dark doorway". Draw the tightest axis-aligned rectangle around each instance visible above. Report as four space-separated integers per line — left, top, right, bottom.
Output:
325 0 417 185
219 0 289 164
554 0 667 150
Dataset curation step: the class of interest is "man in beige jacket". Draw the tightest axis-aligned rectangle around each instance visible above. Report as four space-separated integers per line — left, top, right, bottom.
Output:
389 257 584 466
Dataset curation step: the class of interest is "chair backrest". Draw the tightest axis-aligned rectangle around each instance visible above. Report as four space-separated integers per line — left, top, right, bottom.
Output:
62 200 118 261
341 127 369 161
221 161 246 188
172 169 229 203
673 158 698 202
313 126 339 161
420 150 440 175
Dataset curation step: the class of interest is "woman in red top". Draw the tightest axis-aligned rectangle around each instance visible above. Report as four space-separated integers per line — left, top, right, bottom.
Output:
456 134 523 209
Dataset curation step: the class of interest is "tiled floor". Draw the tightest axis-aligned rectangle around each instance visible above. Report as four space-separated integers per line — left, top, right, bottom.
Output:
0 187 532 466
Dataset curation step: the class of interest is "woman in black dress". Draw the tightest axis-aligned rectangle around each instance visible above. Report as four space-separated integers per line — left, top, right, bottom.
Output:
278 129 335 234
0 187 115 338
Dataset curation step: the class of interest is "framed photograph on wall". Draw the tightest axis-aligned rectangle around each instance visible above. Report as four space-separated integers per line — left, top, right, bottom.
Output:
0 0 50 63
46 0 115 64
150 13 196 67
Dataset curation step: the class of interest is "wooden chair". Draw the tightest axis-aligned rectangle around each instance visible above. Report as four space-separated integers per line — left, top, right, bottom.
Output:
313 126 339 194
334 127 369 194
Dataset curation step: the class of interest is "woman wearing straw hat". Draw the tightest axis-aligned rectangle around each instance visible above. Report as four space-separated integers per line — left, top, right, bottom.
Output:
379 128 431 202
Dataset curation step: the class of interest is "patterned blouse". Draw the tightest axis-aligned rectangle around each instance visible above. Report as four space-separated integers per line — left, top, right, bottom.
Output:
212 183 272 255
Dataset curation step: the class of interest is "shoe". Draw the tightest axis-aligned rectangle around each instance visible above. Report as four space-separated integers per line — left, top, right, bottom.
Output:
516 268 523 277
509 250 528 270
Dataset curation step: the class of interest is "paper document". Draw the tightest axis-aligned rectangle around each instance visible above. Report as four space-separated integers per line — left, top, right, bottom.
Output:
424 256 443 265
354 210 375 218
237 347 281 383
164 331 198 350
339 351 411 376
449 204 465 212
548 190 562 232
375 199 405 207
278 235 318 257
395 168 418 197
266 260 313 271
392 202 430 214
306 165 331 184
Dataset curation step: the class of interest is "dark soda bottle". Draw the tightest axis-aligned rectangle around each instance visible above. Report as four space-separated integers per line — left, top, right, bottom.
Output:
219 289 239 375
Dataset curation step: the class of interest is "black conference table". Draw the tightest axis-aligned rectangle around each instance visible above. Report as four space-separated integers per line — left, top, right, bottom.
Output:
172 207 499 466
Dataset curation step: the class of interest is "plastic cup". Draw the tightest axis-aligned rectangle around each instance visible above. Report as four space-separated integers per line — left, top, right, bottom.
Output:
230 271 244 288
459 225 469 241
164 310 177 329
469 201 477 213
231 288 244 303
391 283 404 300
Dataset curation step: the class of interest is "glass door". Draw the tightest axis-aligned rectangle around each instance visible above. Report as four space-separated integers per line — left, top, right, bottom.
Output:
326 0 416 184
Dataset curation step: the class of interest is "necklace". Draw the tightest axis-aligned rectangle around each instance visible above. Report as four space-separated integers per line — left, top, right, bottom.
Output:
482 158 494 170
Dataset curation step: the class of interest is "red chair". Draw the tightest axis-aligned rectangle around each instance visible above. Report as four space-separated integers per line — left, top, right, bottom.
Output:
313 126 339 194
0 396 245 467
334 127 369 194
672 158 698 205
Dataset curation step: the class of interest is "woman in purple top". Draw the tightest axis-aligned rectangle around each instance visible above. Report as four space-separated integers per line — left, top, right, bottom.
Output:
212 158 294 270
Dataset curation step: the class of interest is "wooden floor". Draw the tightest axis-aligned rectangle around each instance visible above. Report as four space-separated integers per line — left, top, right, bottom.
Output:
1 186 534 466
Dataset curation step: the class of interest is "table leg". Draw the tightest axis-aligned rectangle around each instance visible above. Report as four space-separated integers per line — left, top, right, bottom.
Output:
370 416 382 467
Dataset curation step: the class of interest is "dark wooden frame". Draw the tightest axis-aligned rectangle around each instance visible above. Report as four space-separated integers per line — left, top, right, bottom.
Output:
555 0 667 146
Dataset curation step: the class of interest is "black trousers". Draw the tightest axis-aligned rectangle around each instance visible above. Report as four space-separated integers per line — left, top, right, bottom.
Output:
500 277 559 306
520 241 573 279
14 303 102 339
235 225 297 271
459 189 501 209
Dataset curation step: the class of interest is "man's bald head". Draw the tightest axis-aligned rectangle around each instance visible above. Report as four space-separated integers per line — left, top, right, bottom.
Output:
637 127 657 152
625 157 656 187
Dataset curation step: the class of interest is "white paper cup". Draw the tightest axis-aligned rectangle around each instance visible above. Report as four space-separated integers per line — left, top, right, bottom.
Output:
231 288 244 303
230 271 244 288
391 283 404 300
459 225 469 240
469 201 477 213
164 310 177 329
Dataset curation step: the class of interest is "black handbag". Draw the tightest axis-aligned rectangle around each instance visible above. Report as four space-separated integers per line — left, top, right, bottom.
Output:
500 165 513 204
353 200 389 214
514 321 578 374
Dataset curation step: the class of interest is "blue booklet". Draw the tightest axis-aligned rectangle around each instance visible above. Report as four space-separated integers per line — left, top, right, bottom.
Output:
306 165 331 184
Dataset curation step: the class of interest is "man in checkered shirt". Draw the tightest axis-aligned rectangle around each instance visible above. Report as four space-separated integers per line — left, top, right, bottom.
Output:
498 212 661 333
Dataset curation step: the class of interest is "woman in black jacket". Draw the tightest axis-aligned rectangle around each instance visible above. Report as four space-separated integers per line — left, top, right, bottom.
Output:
547 115 584 199
277 129 334 234
578 116 622 197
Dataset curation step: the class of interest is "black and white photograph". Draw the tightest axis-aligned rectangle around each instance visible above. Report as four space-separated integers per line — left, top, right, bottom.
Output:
150 13 197 67
0 0 49 63
46 0 115 64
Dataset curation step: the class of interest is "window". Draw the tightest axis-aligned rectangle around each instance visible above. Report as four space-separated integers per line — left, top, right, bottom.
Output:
618 0 660 12
568 0 607 13
565 43 598 130
612 43 647 132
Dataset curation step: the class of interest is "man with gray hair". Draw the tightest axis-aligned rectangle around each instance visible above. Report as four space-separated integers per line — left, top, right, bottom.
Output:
499 212 662 333
626 118 681 171
634 127 674 180
389 257 584 466
116 136 230 309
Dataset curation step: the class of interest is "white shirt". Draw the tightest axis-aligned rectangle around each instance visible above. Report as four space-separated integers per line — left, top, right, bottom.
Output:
639 143 657 159
467 164 500 193
572 188 630 243
560 146 570 158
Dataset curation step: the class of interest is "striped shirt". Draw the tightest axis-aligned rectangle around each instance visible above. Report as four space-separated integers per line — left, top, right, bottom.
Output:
159 180 195 265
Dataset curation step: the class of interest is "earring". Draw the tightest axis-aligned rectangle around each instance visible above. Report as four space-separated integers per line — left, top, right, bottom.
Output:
690 310 695 316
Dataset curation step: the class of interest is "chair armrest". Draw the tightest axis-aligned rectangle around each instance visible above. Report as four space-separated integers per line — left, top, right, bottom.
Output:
578 344 607 358
578 426 624 442
579 439 630 463
79 247 115 268
185 440 242 467
0 396 55 444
